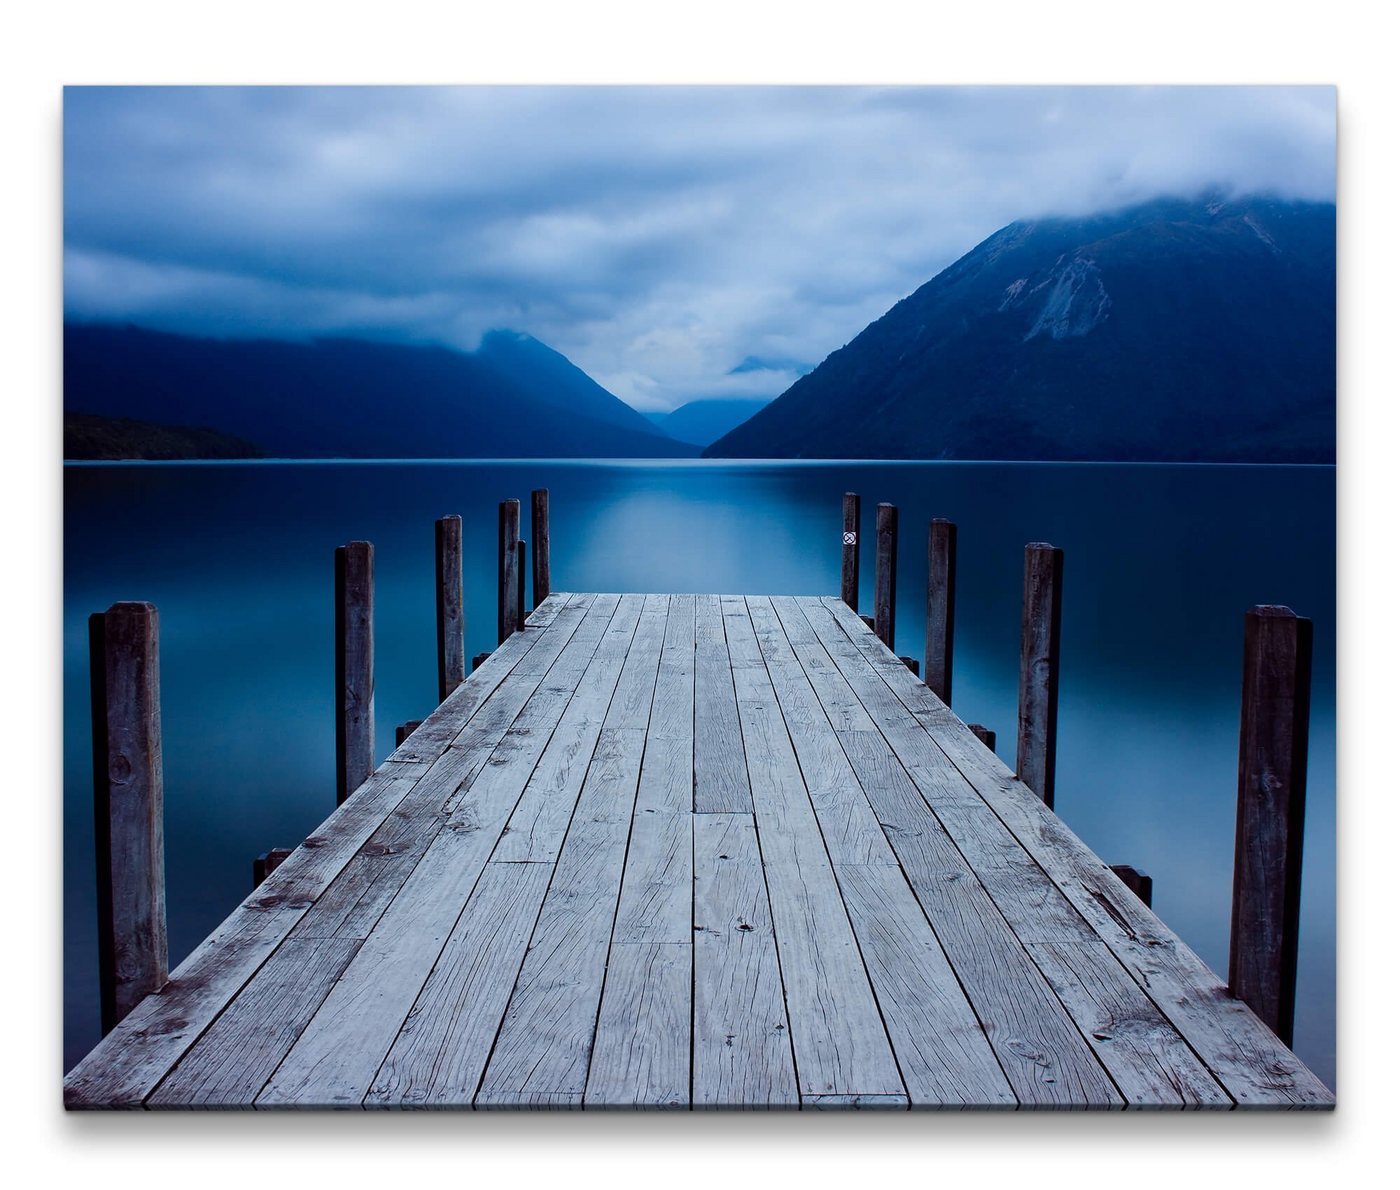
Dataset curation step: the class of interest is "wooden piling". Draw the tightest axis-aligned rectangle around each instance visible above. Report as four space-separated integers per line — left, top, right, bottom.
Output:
517 539 527 627
498 499 520 644
924 519 957 706
1110 865 1154 908
335 541 375 806
841 492 860 612
1016 543 1063 808
532 488 551 607
395 720 424 747
967 724 996 752
253 848 293 889
435 515 465 703
1229 605 1312 1045
874 503 898 651
900 656 920 676
89 601 168 1033
472 651 491 672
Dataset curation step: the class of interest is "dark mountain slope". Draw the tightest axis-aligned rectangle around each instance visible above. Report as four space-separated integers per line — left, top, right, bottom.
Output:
705 197 1335 462
650 397 774 447
63 324 693 459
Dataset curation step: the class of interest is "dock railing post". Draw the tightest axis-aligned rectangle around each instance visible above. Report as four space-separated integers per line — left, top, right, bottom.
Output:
1017 542 1063 808
335 540 375 806
1110 865 1154 908
924 518 957 705
967 724 996 752
1229 605 1312 1045
874 502 898 650
498 499 521 643
532 488 551 607
89 601 168 1033
517 539 527 627
435 515 465 703
253 848 293 889
841 492 860 612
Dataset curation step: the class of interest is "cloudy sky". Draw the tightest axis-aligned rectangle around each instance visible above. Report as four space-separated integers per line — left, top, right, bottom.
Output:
63 85 1335 412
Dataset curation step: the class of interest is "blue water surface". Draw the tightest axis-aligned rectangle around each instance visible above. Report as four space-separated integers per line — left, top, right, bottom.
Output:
62 459 1336 1089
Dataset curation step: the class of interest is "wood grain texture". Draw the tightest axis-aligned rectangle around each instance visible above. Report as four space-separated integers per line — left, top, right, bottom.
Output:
874 503 898 650
497 499 520 643
67 592 1332 1111
692 813 798 1109
694 594 751 812
1016 543 1062 807
924 518 956 706
1230 605 1312 1044
435 515 465 702
335 542 374 805
90 602 168 1033
531 488 551 605
819 595 1333 1108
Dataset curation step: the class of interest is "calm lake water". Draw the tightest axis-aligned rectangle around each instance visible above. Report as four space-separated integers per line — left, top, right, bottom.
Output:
62 459 1337 1089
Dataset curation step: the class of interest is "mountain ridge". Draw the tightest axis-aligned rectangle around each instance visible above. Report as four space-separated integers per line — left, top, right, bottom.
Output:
705 196 1335 463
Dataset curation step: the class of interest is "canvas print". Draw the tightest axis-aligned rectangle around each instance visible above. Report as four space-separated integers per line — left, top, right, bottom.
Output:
61 85 1336 1108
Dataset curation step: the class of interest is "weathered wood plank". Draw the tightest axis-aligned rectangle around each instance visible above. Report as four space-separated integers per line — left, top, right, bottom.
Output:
747 597 893 866
834 863 1016 1109
89 602 168 1034
840 491 860 612
692 813 798 1109
1026 942 1232 1109
722 596 905 1103
335 541 375 805
492 594 659 862
818 595 1334 1108
1230 605 1312 1045
694 593 751 812
873 503 898 650
924 518 956 706
253 597 640 1108
144 597 606 1108
531 488 551 606
65 757 428 1108
1016 543 1063 807
366 861 555 1108
584 943 689 1109
435 515 465 703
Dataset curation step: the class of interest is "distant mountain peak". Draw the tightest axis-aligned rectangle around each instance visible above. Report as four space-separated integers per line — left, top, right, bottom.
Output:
706 195 1334 463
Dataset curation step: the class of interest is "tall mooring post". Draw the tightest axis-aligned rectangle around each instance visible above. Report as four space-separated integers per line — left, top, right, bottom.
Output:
532 488 551 607
435 515 465 703
498 499 521 643
335 541 375 805
841 492 861 613
1017 542 1063 808
89 601 168 1033
924 518 957 705
1229 605 1312 1044
874 502 898 651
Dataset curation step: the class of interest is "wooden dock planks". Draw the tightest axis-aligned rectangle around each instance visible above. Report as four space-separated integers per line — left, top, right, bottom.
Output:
67 593 1334 1111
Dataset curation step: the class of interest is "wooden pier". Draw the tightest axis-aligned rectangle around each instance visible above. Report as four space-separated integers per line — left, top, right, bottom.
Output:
65 589 1333 1109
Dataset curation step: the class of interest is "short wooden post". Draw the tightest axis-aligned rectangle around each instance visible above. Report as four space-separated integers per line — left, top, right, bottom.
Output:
924 518 957 706
1110 865 1153 908
841 492 860 612
253 848 293 889
860 614 875 632
395 720 424 747
517 539 527 627
1228 605 1312 1044
472 651 491 672
1016 543 1063 808
532 488 551 607
335 541 375 806
498 499 521 643
967 724 996 751
89 602 168 1033
900 656 920 676
435 515 465 703
874 502 898 651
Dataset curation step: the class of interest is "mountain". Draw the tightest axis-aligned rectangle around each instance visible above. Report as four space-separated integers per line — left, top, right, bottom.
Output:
649 397 774 447
65 412 263 460
705 197 1335 463
474 329 667 440
63 324 693 459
